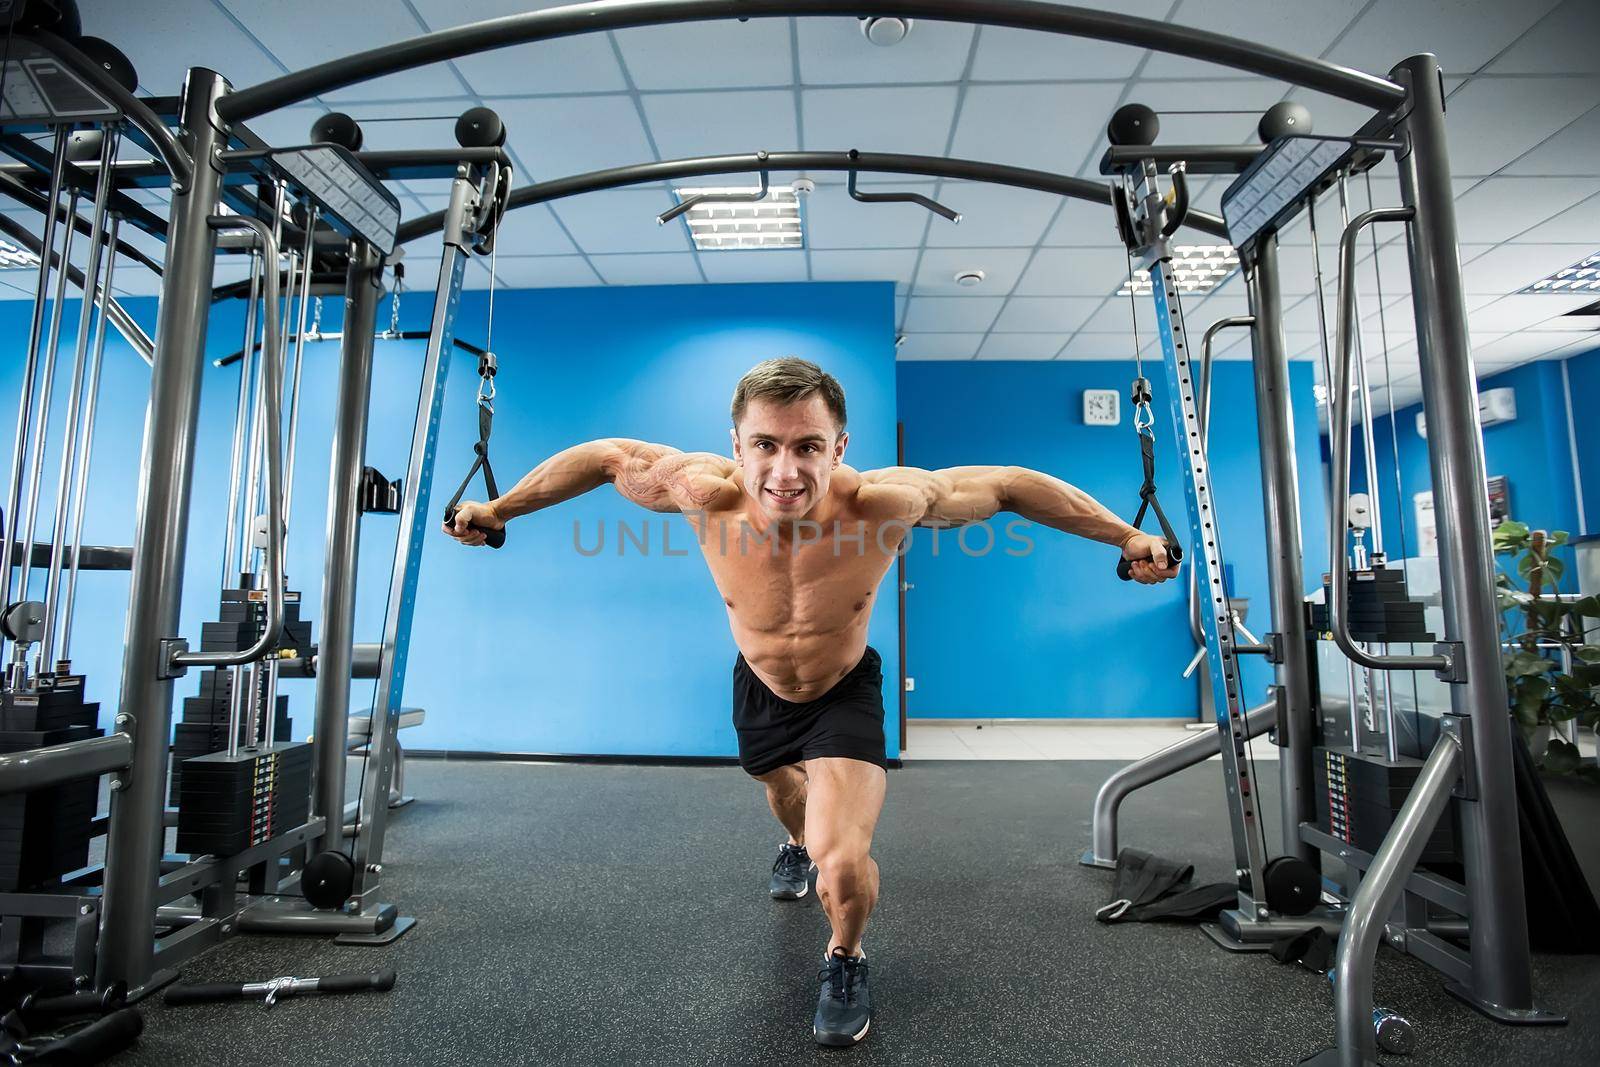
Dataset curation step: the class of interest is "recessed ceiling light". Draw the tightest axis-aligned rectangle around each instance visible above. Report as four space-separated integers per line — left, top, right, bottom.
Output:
955 269 985 287
0 239 41 270
1116 244 1240 297
1520 250 1600 294
672 185 804 252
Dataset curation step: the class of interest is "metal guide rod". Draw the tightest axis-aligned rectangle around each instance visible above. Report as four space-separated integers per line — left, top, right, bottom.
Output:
1337 175 1385 557
1134 163 1268 914
12 185 82 681
1391 52 1537 1015
282 206 320 530
310 239 382 855
222 253 262 587
349 171 475 900
100 66 232 993
61 215 122 661
39 128 119 672
0 132 68 673
1244 234 1316 862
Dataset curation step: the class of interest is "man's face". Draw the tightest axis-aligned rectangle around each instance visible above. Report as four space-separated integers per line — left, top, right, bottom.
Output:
731 395 848 520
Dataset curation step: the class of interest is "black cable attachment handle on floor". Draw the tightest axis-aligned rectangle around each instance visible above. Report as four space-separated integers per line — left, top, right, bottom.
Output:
442 352 506 549
165 969 396 1009
1116 377 1184 581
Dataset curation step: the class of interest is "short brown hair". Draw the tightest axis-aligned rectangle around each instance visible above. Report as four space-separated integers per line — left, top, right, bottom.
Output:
730 357 847 431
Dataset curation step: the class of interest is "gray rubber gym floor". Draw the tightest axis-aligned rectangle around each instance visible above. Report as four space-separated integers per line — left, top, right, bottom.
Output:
111 758 1600 1066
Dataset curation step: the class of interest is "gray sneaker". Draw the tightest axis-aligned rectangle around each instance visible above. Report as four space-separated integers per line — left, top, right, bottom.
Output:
814 948 872 1046
769 843 813 900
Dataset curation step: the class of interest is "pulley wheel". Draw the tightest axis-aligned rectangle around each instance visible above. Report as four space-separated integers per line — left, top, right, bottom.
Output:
303 850 356 910
1262 855 1321 916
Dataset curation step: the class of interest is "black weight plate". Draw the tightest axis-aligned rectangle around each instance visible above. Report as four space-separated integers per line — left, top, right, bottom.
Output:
1263 855 1321 917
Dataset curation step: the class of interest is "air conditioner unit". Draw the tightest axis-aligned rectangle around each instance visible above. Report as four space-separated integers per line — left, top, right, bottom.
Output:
1414 386 1516 439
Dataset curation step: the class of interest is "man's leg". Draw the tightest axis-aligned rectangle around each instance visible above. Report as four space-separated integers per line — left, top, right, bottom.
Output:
753 763 807 844
803 757 887 956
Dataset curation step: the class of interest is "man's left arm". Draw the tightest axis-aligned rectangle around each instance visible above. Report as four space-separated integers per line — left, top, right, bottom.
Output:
859 465 1180 584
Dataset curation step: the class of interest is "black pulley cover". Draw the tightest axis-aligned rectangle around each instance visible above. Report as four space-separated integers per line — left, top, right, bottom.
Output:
303 850 356 910
1262 855 1321 916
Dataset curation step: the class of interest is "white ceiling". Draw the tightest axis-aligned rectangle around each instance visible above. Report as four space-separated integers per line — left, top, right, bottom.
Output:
4 0 1598 414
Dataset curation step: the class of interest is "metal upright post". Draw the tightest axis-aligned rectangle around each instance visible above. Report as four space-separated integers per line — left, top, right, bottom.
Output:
96 68 224 994
1245 234 1316 864
1390 53 1542 1019
310 240 382 856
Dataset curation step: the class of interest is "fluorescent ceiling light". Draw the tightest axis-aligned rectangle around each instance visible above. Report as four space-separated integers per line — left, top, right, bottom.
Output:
1519 251 1600 294
0 239 41 269
674 186 804 251
1117 244 1240 297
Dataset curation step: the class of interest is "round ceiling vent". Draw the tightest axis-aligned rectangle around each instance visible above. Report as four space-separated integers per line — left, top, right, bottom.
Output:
955 269 986 287
860 17 913 46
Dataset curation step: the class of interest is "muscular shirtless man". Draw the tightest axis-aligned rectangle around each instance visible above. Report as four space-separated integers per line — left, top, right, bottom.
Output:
443 357 1180 1047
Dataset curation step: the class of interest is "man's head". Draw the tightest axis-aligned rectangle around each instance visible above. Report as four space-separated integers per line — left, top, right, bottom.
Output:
729 357 849 519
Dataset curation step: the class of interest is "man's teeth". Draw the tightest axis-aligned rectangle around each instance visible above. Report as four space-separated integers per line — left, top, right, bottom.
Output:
769 489 803 497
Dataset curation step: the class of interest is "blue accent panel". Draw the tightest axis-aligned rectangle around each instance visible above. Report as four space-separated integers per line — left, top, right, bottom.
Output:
0 281 898 758
897 356 1326 719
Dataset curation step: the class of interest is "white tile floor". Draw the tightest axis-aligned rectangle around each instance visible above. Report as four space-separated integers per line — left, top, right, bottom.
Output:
902 718 1282 761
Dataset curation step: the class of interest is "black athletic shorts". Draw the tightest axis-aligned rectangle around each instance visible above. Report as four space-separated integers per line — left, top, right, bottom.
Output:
732 646 887 777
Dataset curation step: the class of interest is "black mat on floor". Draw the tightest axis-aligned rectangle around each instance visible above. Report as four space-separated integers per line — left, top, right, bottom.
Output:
112 759 1600 1066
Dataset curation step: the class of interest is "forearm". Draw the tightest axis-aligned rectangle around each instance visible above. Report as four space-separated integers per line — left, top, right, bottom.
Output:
489 440 617 520
1002 468 1140 548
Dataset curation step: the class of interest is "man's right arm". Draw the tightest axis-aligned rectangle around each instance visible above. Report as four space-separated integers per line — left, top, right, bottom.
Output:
444 439 738 544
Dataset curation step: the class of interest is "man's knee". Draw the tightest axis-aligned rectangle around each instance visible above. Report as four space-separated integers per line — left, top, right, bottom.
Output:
811 842 874 892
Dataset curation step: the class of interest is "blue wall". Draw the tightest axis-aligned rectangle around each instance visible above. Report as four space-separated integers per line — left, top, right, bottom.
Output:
1564 344 1600 540
897 359 1327 717
1355 352 1595 588
0 281 901 759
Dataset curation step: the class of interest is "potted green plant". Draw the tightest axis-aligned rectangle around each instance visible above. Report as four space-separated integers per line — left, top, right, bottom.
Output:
1492 521 1600 780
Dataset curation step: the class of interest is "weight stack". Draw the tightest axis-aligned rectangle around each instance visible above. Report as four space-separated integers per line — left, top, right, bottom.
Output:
175 741 313 856
1312 564 1434 644
1313 746 1459 864
0 673 103 891
168 670 290 806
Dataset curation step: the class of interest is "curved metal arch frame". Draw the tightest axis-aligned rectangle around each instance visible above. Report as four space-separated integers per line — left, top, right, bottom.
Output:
215 0 1405 123
395 150 1230 248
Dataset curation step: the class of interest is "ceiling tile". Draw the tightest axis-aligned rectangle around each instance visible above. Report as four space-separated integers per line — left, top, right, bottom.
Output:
79 0 284 98
896 334 983 360
1458 243 1595 296
810 248 921 286
1044 196 1127 247
1472 329 1598 362
408 192 576 255
549 189 690 254
218 0 466 102
991 296 1102 333
641 91 798 160
1467 293 1594 332
1150 0 1367 81
1441 77 1597 176
903 296 1004 332
923 183 1063 249
801 87 958 156
796 18 974 84
475 255 600 288
1504 108 1600 178
948 83 1124 176
976 334 1064 360
241 107 329 150
1185 290 1253 323
803 182 936 249
1324 0 1562 77
1486 0 1600 75
698 250 811 284
614 21 792 90
1453 178 1597 243
1014 246 1139 297
913 248 1032 296
1056 332 1136 361
1121 79 1290 145
488 96 655 179
1509 192 1600 244
408 0 628 94
590 253 703 286
969 0 1171 82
